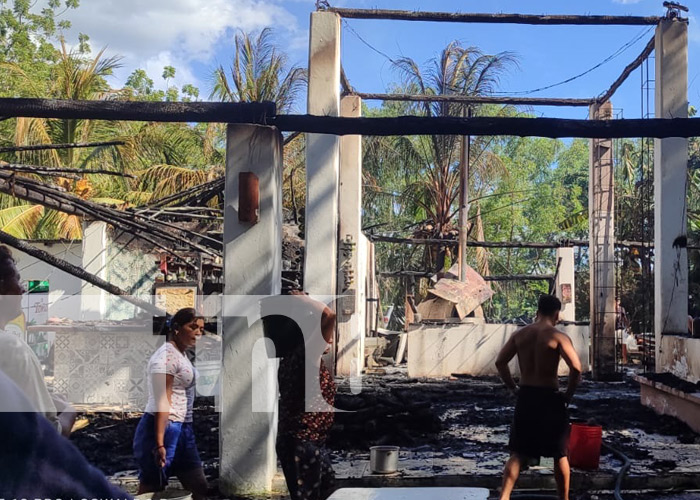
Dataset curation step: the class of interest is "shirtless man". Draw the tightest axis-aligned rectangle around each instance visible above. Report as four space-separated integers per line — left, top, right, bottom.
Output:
495 294 582 500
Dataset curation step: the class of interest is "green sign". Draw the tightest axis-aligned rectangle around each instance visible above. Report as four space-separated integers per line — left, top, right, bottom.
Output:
27 280 49 293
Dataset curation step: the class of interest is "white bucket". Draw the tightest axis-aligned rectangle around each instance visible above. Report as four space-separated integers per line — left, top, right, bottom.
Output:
370 445 400 474
134 489 192 500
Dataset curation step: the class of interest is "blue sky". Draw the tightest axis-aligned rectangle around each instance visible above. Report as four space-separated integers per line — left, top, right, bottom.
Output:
61 0 700 120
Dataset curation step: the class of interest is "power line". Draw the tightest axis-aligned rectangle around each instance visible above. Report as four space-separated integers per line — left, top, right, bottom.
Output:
343 20 396 64
342 17 653 101
492 26 654 96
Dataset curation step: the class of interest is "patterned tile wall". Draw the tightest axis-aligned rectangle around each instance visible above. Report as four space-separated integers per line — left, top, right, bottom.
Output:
54 327 163 409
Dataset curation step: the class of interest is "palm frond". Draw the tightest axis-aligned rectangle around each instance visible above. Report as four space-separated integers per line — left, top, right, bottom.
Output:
0 205 45 239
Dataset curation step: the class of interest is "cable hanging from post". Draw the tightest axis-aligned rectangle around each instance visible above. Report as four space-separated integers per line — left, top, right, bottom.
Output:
490 26 654 96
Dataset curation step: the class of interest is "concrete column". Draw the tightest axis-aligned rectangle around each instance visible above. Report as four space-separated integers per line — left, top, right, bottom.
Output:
304 11 341 299
305 11 341 375
589 101 617 380
220 124 282 495
80 220 108 320
555 247 576 322
655 19 689 371
336 95 365 377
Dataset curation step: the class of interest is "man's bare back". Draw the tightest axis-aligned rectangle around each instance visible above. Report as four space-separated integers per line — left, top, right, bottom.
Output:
495 294 583 500
513 322 577 391
495 316 582 401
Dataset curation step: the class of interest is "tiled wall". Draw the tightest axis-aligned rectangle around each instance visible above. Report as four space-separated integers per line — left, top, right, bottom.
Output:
53 327 162 408
54 328 223 408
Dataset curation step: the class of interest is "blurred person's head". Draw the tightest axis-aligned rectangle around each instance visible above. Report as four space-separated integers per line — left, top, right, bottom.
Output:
536 294 561 324
0 246 25 329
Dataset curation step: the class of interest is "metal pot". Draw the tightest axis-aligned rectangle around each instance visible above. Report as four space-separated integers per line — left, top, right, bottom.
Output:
370 445 399 474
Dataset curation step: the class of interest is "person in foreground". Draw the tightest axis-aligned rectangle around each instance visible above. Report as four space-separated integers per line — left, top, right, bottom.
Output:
0 245 76 436
132 307 208 500
0 367 130 498
270 290 337 500
495 294 583 500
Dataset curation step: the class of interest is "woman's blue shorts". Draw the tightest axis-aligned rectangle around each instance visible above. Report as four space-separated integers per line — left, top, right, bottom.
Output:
133 413 202 487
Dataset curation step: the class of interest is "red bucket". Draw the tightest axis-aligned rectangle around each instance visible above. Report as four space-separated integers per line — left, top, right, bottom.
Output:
568 423 602 470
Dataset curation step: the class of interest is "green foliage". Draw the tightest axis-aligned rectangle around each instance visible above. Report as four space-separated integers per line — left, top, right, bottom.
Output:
181 83 199 102
125 68 156 97
2 1 693 330
162 65 175 81
211 27 307 113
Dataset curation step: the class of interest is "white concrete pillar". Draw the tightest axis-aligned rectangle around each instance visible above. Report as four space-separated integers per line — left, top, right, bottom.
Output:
555 247 576 322
336 95 365 377
655 19 689 370
589 101 617 380
220 124 282 495
80 220 108 320
304 10 341 299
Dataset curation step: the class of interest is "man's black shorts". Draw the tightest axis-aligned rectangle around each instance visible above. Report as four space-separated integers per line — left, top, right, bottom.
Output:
508 385 570 459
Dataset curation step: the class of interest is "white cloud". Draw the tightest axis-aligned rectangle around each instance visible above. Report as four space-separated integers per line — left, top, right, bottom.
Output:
66 0 298 62
141 51 201 92
55 0 308 93
613 0 642 4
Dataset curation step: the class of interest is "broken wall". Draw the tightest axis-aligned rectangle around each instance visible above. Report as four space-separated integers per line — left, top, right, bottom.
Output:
104 229 159 320
12 241 83 320
660 335 700 384
407 323 590 378
11 234 158 322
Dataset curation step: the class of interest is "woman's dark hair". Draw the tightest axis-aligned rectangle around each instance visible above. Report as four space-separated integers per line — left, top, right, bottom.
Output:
262 315 304 357
161 307 202 338
0 246 17 289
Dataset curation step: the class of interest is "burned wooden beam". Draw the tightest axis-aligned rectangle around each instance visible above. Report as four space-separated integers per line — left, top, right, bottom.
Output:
379 270 554 281
340 66 354 94
368 235 581 248
1 163 136 178
327 7 663 26
352 93 594 107
367 235 700 250
0 230 163 316
144 177 224 209
0 172 221 256
4 97 700 138
0 98 275 123
0 140 124 153
273 115 700 138
283 130 302 146
597 35 656 104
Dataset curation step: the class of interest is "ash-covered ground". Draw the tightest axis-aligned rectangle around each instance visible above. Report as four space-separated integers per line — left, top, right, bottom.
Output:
71 370 700 499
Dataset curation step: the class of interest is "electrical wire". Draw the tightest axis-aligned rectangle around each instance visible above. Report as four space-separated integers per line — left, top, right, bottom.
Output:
343 20 396 64
492 26 654 95
342 15 653 99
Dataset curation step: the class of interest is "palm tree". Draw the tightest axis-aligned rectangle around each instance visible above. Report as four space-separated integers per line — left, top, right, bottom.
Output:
209 28 308 216
364 41 516 272
210 28 307 113
7 38 123 168
1 38 123 238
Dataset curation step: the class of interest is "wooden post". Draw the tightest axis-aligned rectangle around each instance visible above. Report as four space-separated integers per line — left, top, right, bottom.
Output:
589 101 617 380
458 108 471 282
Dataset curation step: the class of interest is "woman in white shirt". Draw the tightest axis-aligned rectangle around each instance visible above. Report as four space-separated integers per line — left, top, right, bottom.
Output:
132 307 207 499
